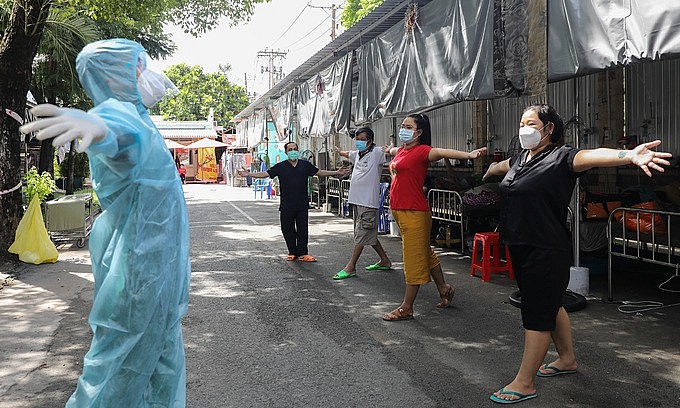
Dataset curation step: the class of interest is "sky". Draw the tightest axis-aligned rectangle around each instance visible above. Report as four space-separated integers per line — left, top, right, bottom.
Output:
148 0 346 98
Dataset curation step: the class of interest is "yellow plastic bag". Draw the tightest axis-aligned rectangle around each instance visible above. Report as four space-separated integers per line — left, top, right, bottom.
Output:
8 195 59 264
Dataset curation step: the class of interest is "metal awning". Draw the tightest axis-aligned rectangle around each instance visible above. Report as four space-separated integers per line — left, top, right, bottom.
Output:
152 117 218 140
233 0 433 122
157 128 218 140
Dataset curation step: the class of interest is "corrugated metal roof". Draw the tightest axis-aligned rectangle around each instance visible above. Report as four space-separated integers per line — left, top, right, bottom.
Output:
152 118 218 140
233 0 433 121
157 128 218 140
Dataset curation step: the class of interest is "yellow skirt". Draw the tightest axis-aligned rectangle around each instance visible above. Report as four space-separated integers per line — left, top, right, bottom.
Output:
392 209 440 285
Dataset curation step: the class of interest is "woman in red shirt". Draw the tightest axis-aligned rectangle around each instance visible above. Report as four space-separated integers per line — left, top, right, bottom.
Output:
383 113 486 321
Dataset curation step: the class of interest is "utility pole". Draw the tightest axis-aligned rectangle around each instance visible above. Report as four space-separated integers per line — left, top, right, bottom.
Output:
331 4 336 40
309 3 339 41
257 49 287 90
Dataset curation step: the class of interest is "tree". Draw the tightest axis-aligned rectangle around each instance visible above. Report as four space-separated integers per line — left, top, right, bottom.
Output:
153 63 249 127
0 0 270 260
0 0 51 264
28 5 100 180
340 0 384 28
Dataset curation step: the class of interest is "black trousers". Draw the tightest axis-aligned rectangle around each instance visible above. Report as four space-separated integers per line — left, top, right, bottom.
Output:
280 208 309 256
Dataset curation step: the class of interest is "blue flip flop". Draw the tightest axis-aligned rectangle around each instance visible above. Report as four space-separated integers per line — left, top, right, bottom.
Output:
365 263 391 271
536 363 577 377
490 388 537 404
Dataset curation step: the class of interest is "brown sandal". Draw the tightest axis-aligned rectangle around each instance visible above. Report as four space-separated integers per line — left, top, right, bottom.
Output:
436 284 455 308
382 308 414 321
298 255 317 262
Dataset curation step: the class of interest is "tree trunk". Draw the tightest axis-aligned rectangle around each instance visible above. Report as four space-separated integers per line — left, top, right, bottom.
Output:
65 140 75 195
38 138 54 174
0 0 51 260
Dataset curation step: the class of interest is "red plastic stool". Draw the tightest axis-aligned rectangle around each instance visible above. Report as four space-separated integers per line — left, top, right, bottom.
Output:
469 232 514 282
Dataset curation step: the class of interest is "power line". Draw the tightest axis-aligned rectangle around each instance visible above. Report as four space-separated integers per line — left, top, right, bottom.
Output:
283 16 330 49
291 27 331 52
269 2 310 48
308 3 343 40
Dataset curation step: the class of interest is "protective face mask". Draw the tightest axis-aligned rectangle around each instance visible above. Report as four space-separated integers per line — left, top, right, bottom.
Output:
355 140 368 151
137 69 178 108
399 128 415 143
287 150 300 160
518 124 548 150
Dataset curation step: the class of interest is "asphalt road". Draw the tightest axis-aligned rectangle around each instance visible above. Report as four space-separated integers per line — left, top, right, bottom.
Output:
1 183 680 407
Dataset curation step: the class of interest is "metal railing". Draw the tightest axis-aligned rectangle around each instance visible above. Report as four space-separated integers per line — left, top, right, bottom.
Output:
427 188 465 254
340 179 351 217
326 177 341 214
607 206 680 300
309 175 321 208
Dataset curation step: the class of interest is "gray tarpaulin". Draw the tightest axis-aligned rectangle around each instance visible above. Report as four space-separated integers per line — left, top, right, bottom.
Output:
296 52 353 136
236 110 264 148
549 0 680 81
270 91 294 141
239 0 680 138
355 0 495 123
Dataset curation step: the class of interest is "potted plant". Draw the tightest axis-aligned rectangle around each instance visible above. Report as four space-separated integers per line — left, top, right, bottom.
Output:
24 166 57 205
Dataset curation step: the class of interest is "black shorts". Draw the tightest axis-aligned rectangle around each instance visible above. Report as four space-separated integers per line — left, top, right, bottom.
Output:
508 245 571 331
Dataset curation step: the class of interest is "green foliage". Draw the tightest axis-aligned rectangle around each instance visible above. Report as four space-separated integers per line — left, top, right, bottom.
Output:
26 0 272 108
153 63 249 125
63 0 271 37
59 152 90 178
24 167 57 203
29 5 101 108
341 0 384 28
169 0 272 36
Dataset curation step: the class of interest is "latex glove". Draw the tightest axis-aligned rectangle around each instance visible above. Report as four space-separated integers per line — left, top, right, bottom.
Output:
20 104 108 152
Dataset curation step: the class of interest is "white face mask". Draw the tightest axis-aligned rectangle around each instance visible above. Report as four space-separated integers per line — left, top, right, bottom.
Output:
518 124 549 150
137 69 178 108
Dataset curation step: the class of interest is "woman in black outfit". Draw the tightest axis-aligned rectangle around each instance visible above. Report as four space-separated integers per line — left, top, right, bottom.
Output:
484 104 672 404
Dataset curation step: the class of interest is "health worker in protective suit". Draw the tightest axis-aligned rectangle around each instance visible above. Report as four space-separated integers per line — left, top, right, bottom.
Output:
20 39 191 407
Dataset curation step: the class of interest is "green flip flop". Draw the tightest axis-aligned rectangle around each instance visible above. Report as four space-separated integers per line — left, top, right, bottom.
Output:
365 263 392 271
332 269 357 280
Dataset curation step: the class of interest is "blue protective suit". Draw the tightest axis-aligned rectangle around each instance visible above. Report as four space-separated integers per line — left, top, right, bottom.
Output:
66 39 191 407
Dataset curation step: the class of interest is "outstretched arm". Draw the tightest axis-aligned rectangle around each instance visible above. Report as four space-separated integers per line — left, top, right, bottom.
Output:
316 167 350 178
237 168 269 178
333 146 350 158
572 140 672 176
20 104 108 152
428 147 487 162
382 143 397 157
482 159 511 181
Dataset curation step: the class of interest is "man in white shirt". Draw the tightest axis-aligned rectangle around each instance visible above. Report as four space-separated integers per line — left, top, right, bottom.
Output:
332 127 392 280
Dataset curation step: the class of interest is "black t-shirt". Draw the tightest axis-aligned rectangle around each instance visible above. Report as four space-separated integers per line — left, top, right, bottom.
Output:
267 159 319 211
498 144 584 250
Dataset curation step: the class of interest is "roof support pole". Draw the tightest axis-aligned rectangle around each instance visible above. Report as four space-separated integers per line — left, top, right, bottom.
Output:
525 0 548 103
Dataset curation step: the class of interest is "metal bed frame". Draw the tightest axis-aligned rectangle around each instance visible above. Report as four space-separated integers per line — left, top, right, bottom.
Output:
45 193 97 248
325 177 341 214
340 179 351 217
607 207 680 300
378 182 390 234
309 175 321 208
427 188 465 254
